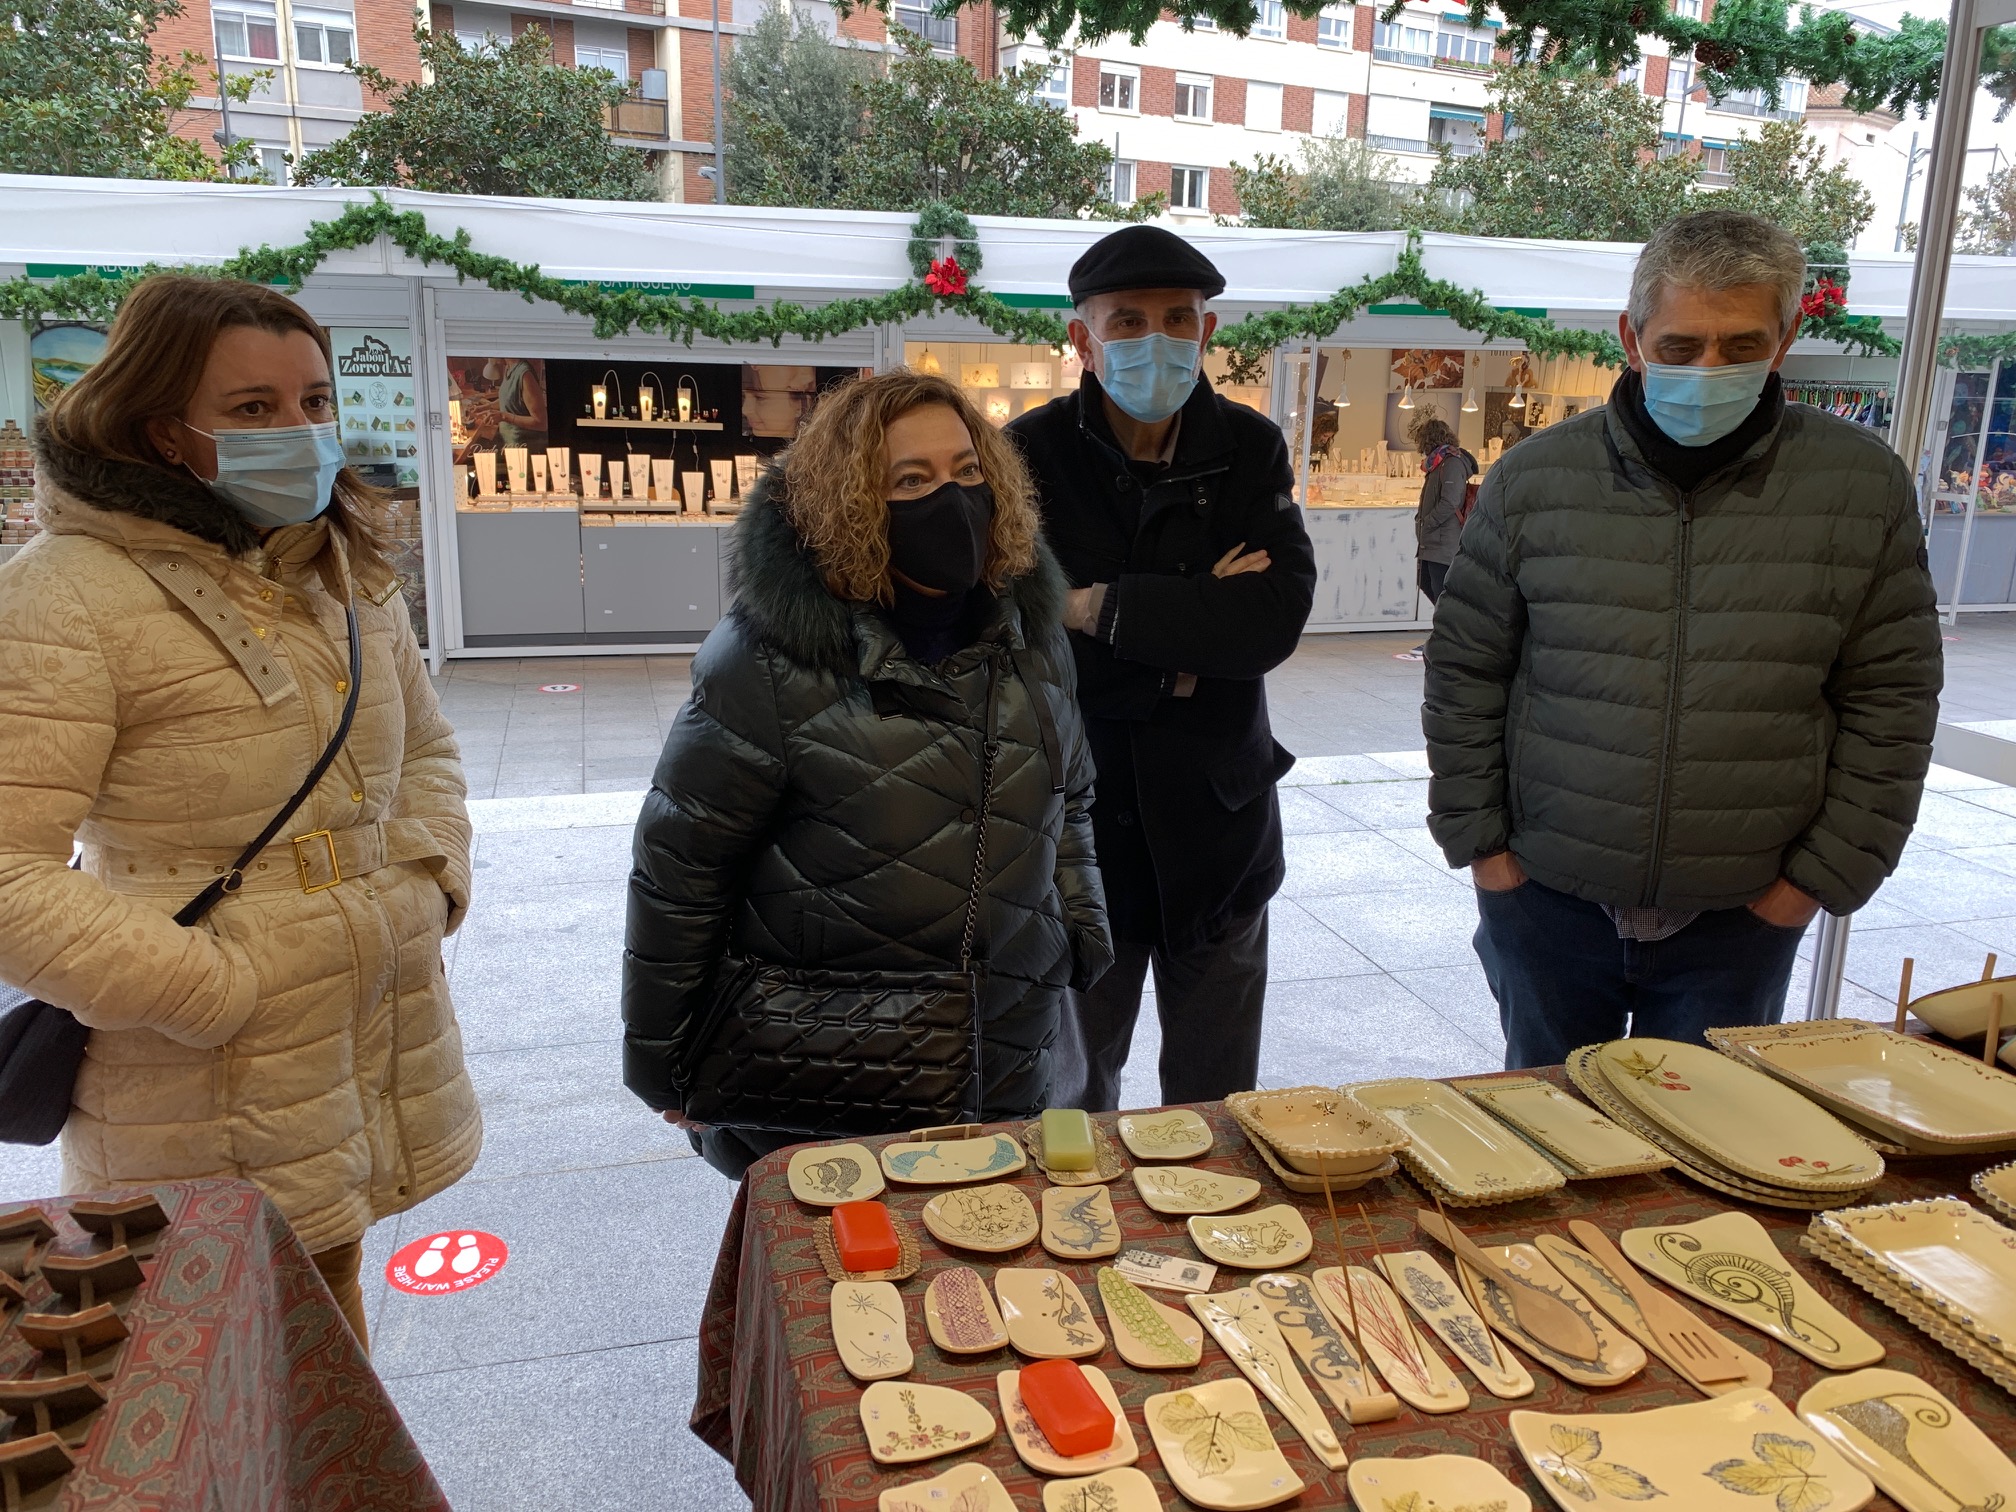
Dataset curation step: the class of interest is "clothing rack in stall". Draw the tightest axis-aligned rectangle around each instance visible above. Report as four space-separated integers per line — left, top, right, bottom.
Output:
1784 381 1894 429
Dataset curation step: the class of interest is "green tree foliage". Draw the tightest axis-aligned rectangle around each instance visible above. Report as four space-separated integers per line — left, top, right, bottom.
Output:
1423 66 1696 241
1955 165 2016 256
1712 118 1874 249
1230 136 1416 231
726 8 875 207
0 0 260 180
293 26 658 199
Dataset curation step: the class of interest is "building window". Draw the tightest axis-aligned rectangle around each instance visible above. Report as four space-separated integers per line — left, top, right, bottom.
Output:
1435 23 1493 69
1656 136 1691 159
1713 80 1806 119
1028 54 1069 109
214 3 281 61
293 8 354 65
1665 58 1694 97
1171 165 1208 210
455 27 503 51
248 144 289 183
1252 0 1285 39
893 3 957 49
1429 115 1482 155
1700 143 1733 180
1616 58 1642 89
1373 21 1434 66
1312 88 1350 137
1099 66 1138 112
1174 74 1212 120
1107 159 1136 206
1669 0 1701 15
1246 80 1283 131
1318 3 1352 48
1190 14 1217 28
576 44 630 81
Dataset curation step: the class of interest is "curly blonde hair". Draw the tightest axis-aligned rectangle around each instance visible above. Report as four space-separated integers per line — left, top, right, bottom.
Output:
778 369 1041 603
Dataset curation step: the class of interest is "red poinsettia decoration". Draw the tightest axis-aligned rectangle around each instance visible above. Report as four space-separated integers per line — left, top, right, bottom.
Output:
925 257 968 297
1800 279 1849 319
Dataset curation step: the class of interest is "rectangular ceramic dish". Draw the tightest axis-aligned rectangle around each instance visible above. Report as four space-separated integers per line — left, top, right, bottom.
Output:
1345 1077 1566 1204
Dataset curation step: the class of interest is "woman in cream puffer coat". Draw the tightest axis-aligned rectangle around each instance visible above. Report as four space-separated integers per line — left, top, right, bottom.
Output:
0 276 480 1343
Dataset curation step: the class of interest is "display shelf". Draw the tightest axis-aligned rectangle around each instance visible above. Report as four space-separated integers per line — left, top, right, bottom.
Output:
577 418 725 432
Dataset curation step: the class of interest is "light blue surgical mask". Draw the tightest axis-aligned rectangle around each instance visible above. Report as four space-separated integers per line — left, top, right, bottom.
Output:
1640 359 1774 447
184 421 345 528
1093 333 1200 424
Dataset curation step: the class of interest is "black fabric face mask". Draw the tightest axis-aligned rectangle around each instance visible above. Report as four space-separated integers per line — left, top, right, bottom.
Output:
886 480 995 594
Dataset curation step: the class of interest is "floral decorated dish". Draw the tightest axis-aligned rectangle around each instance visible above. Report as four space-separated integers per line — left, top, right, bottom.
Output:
1188 1205 1313 1269
861 1382 997 1466
1131 1166 1261 1217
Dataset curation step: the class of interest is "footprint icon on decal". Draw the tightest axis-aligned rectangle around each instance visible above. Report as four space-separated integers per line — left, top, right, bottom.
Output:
451 1234 483 1275
413 1235 452 1278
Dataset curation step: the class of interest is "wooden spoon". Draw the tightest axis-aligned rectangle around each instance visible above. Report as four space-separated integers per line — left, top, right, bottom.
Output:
1416 1209 1600 1363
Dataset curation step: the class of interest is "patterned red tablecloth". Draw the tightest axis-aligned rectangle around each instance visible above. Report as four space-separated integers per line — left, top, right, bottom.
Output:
694 1076 2016 1512
1 1178 447 1511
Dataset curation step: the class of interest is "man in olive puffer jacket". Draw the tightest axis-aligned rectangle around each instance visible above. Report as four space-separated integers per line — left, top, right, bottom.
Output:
1424 210 1943 1068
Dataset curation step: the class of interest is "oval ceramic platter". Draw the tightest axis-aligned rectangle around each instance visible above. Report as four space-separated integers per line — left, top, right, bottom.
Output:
920 1185 1038 1255
1596 1038 1881 1193
1186 1287 1348 1470
881 1134 1028 1186
1347 1455 1533 1512
997 1364 1140 1476
1188 1205 1313 1269
925 1268 1011 1355
1041 1185 1124 1260
830 1280 913 1382
1373 1248 1534 1399
1096 1268 1205 1369
1142 1378 1305 1512
861 1381 997 1466
1248 1272 1392 1421
1796 1367 2016 1512
1310 1264 1470 1414
1132 1166 1260 1217
877 1461 1017 1512
1116 1109 1213 1162
1450 1241 1647 1388
995 1268 1106 1359
1042 1467 1164 1512
1509 1387 1875 1512
788 1143 886 1205
1905 972 2016 1040
1620 1211 1886 1368
1225 1086 1408 1178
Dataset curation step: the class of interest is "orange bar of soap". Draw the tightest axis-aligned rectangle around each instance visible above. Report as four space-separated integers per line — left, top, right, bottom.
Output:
832 1201 900 1272
1018 1360 1114 1458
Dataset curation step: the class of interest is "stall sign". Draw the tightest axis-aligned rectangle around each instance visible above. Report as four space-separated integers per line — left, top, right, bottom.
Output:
332 327 419 488
386 1230 509 1294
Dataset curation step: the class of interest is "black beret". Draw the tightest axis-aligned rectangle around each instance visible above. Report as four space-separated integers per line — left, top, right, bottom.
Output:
1068 225 1226 304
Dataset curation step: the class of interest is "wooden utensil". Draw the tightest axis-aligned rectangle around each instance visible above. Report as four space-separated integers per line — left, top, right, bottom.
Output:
1985 991 2005 1066
1415 1209 1600 1362
1894 957 1913 1034
1566 1220 1748 1384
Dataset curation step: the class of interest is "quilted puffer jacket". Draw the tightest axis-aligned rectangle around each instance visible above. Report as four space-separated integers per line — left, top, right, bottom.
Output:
1424 389 1942 916
0 429 480 1254
622 479 1111 1128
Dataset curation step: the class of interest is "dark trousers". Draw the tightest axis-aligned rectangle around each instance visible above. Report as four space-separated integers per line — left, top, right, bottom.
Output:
1055 907 1269 1113
1418 559 1449 604
1473 877 1806 1070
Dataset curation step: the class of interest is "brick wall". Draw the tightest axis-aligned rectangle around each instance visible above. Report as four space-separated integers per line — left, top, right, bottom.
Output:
1213 74 1245 125
155 0 217 159
1485 110 1504 141
1353 5 1373 51
680 28 722 197
1136 159 1172 206
357 0 423 83
1140 65 1175 116
1073 55 1097 106
1208 164 1239 215
1646 53 1669 98
1286 12 1316 44
429 3 451 31
627 25 655 77
1283 84 1313 133
1347 91 1367 138
838 4 886 41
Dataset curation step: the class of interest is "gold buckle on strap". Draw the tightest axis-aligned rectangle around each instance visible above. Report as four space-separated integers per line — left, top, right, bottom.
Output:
292 830 342 893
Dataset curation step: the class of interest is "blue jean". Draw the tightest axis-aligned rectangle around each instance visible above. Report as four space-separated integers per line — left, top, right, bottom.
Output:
1473 876 1807 1070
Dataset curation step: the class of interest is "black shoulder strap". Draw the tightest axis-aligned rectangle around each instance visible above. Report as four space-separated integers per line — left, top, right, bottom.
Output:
173 604 363 927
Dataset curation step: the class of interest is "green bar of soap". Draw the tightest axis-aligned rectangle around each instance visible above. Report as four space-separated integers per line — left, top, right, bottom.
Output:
1042 1107 1096 1171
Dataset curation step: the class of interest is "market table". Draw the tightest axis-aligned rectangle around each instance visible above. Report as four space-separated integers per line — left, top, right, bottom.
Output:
0 1178 447 1511
693 1074 2015 1512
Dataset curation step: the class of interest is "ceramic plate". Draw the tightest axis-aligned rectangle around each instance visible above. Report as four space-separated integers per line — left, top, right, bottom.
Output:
1811 1197 2016 1350
1249 1272 1388 1418
924 1268 1010 1354
1376 1248 1534 1398
1023 1120 1128 1186
1977 1160 2016 1225
1131 1166 1261 1216
1742 1027 2016 1146
877 1460 1016 1512
1454 1075 1671 1178
1906 973 2016 1039
1098 1268 1204 1369
1041 1185 1123 1260
1797 1367 2016 1512
995 1268 1106 1359
1310 1264 1470 1414
1620 1211 1885 1368
1346 1455 1534 1512
830 1280 913 1381
1186 1288 1347 1470
1042 1468 1163 1512
1142 1379 1305 1512
881 1134 1028 1186
788 1143 886 1205
1225 1086 1408 1177
1116 1109 1213 1162
1805 1237 2016 1397
1597 1038 1881 1192
1347 1077 1567 1203
861 1381 997 1465
1188 1206 1313 1270
997 1364 1139 1476
1453 1242 1648 1388
1244 1127 1399 1196
1511 1388 1875 1512
920 1185 1038 1255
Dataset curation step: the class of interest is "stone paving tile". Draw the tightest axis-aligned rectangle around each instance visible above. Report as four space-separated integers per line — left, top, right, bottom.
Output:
1308 777 1432 832
1267 897 1385 982
473 824 636 889
1277 785 1371 835
1874 846 2016 924
1256 974 1498 1089
459 1038 694 1186
1279 829 1454 900
1298 883 1491 971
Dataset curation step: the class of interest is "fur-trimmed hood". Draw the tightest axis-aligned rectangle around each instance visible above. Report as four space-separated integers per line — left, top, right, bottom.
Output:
727 473 1069 679
33 415 264 557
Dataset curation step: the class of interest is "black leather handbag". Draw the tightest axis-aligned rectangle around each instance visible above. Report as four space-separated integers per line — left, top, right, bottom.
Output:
679 669 1001 1138
0 606 361 1146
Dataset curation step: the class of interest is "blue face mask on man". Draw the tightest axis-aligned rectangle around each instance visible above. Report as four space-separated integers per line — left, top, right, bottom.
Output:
1639 358 1775 447
183 421 346 529
1092 332 1201 425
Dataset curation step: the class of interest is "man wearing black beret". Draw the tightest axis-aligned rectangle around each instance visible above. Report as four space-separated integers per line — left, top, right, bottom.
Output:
1006 224 1316 1112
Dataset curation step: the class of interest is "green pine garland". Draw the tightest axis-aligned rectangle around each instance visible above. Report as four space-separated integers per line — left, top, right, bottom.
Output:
906 201 983 282
1938 330 2016 369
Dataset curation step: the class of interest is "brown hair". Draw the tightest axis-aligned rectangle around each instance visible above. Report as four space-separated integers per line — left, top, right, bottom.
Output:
1412 416 1457 452
777 369 1040 602
44 273 388 571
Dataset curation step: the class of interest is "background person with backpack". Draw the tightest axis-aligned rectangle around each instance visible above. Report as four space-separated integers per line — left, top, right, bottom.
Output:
1396 415 1477 662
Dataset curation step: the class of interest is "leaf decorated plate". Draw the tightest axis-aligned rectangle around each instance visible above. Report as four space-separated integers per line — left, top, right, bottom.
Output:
1346 1455 1534 1512
920 1185 1038 1255
1142 1378 1304 1512
788 1143 886 1205
1098 1267 1204 1369
1188 1205 1313 1269
861 1381 997 1466
1041 1184 1123 1260
881 1134 1029 1186
925 1268 1010 1355
1374 1248 1534 1398
1510 1387 1875 1512
1116 1109 1214 1161
877 1460 1017 1512
1449 1242 1647 1389
997 1364 1139 1476
1797 1368 2016 1512
1186 1287 1347 1470
830 1280 912 1382
996 1268 1106 1359
1042 1467 1164 1512
1131 1166 1260 1217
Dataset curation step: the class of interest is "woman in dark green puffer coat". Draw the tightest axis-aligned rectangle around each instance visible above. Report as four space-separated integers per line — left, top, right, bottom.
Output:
622 371 1113 1179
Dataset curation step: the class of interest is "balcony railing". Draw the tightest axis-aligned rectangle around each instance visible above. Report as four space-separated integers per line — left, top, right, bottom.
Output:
1367 134 1434 154
571 0 669 15
604 94 669 139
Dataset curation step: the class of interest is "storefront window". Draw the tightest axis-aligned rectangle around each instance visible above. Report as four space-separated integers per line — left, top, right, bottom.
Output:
1928 361 2016 608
